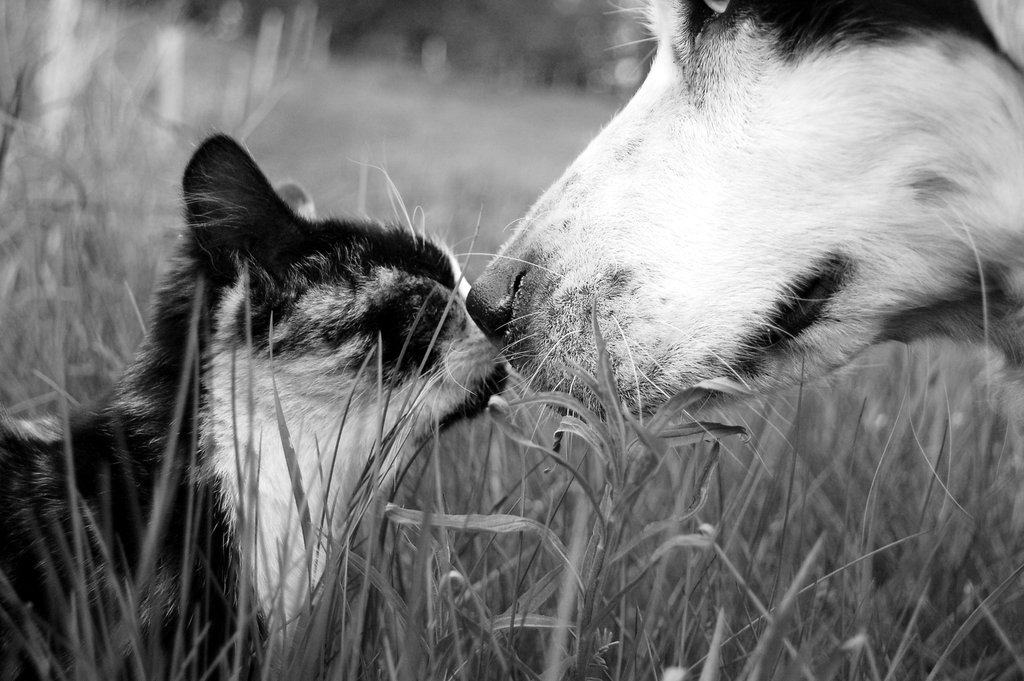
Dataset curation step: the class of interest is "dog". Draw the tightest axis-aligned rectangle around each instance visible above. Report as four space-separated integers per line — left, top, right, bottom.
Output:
467 0 1024 415
0 135 504 678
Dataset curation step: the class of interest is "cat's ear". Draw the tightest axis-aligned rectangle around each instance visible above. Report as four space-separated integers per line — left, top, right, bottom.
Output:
275 181 316 220
182 135 298 277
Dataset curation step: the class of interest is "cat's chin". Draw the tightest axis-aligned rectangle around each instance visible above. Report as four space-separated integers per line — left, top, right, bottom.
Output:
438 364 508 431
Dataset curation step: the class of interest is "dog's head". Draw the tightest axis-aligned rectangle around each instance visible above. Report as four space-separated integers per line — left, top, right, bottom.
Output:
468 0 1024 412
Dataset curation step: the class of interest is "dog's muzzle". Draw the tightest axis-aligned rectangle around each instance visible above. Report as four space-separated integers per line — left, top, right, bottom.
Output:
466 259 530 342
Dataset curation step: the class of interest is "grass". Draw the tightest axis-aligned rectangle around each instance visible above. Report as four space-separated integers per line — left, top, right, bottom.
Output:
2 3 1024 680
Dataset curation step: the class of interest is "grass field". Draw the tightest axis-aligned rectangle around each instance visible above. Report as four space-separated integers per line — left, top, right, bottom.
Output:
1 5 1023 680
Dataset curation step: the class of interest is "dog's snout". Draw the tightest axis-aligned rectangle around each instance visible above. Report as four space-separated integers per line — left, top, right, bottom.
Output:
466 261 529 341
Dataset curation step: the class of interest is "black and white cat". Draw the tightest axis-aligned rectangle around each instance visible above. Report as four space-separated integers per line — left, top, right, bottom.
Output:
0 135 504 678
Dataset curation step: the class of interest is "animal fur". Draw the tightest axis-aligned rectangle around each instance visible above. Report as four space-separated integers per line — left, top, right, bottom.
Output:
0 135 504 678
467 0 1024 416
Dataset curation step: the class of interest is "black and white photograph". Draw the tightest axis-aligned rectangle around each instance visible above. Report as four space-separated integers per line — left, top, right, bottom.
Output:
0 1 1022 679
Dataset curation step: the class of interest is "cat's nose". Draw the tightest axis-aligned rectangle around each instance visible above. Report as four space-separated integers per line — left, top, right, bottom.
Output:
466 261 529 342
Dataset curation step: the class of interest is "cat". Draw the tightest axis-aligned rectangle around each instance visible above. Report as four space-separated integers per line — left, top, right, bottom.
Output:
0 135 505 678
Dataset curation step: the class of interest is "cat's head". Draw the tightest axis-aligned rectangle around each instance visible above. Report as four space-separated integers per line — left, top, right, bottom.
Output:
175 135 504 451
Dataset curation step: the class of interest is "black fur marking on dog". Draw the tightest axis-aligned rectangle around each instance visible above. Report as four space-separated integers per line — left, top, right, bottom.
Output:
738 254 852 372
908 171 961 204
880 266 1023 363
687 0 997 55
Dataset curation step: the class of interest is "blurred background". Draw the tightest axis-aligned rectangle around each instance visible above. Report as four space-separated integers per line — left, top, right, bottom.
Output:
188 0 651 90
0 0 649 406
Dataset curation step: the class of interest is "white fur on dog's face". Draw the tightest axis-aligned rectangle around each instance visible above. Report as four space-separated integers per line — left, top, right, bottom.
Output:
487 0 1024 412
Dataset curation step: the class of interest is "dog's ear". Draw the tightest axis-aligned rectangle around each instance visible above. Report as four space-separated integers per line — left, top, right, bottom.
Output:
182 135 299 278
976 0 1024 67
275 181 316 220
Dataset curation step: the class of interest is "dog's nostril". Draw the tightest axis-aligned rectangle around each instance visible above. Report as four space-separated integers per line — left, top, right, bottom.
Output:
466 264 530 341
511 270 526 298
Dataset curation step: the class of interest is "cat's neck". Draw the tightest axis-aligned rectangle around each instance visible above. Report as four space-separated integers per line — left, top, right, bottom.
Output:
199 341 416 629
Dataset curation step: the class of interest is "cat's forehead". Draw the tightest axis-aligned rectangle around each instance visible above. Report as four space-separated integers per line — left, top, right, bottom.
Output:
286 218 457 290
211 216 467 379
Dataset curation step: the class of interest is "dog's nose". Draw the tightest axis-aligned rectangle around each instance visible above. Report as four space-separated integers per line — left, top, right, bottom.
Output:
466 261 529 342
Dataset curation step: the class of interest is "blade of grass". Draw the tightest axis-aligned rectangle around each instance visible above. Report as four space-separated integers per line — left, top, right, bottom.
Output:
543 495 590 681
270 378 313 553
977 597 1024 675
697 609 727 681
925 560 1024 681
385 504 582 591
742 538 824 680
